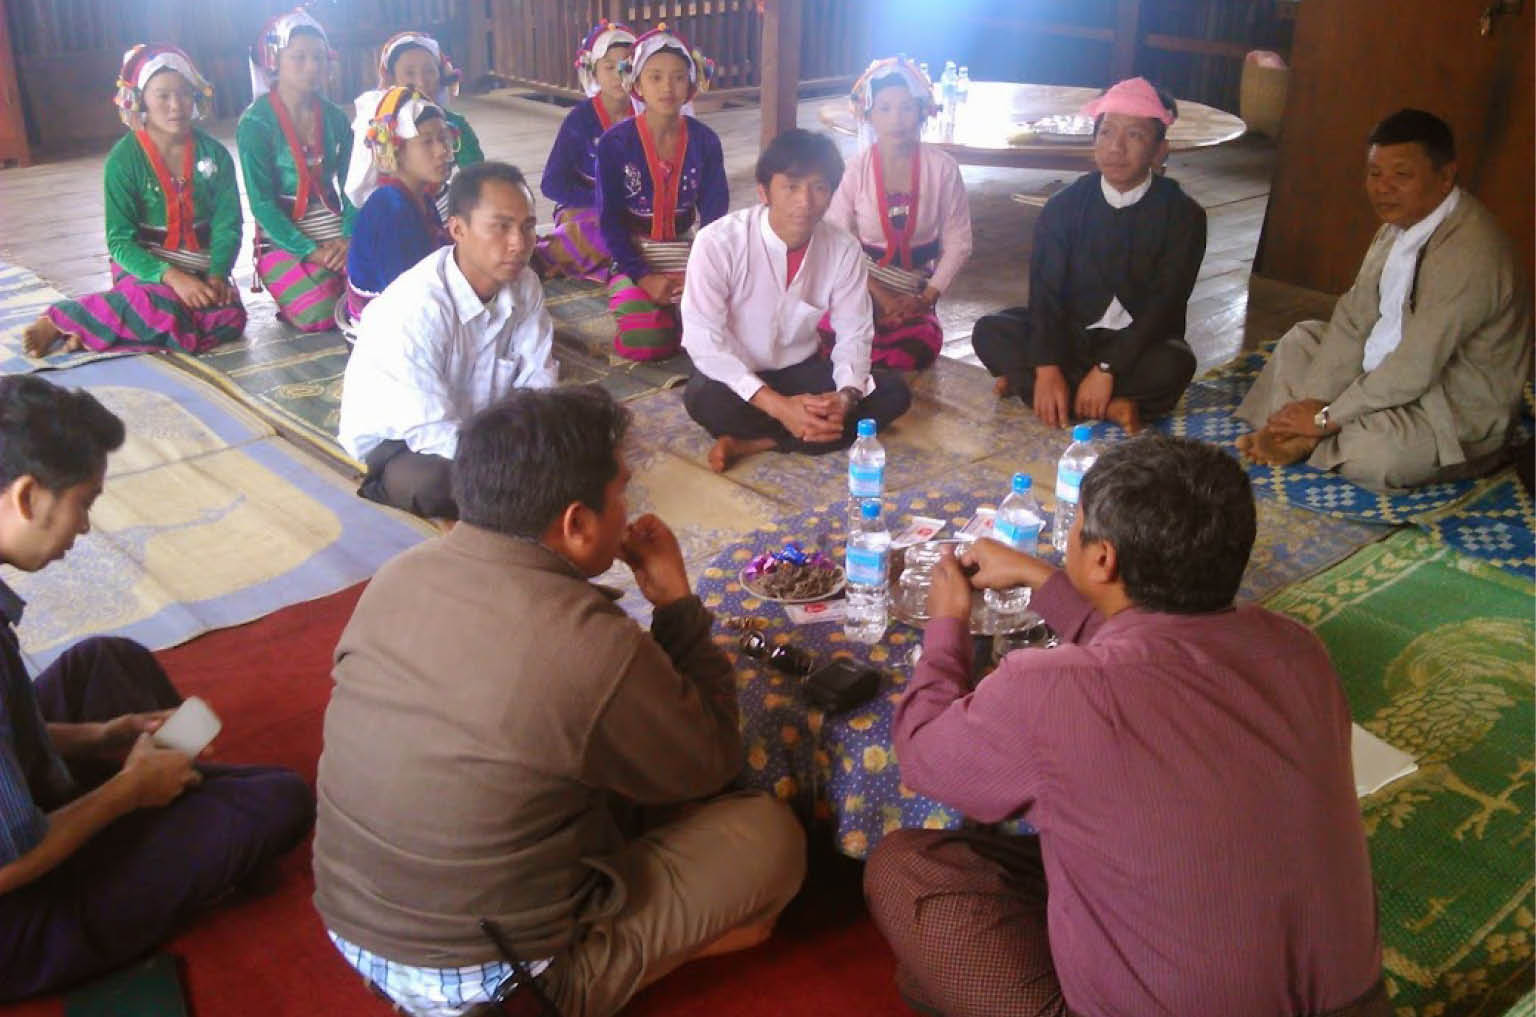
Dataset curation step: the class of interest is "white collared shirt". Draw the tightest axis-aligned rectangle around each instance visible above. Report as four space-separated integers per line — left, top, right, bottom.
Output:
681 205 876 403
338 246 558 461
1361 187 1460 372
1087 173 1155 332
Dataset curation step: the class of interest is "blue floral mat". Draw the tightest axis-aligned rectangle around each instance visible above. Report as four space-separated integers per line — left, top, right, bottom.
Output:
1091 347 1535 582
0 261 136 374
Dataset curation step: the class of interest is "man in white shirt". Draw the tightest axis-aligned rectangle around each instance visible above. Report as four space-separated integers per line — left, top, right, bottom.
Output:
1237 109 1531 490
681 129 912 473
339 161 558 520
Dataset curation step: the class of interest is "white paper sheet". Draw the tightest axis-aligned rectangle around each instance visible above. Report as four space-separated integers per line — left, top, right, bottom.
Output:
1352 723 1418 797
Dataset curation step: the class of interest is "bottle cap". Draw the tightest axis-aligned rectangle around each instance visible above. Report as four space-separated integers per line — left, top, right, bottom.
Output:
1071 423 1093 441
857 418 876 437
860 500 881 519
1011 473 1031 493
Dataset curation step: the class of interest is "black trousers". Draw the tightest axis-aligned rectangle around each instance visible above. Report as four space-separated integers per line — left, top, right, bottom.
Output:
0 638 314 1000
683 355 913 455
358 440 458 521
971 306 1196 418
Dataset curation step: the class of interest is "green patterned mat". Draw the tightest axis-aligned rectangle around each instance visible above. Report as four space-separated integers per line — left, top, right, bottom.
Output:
1267 530 1535 1017
169 276 690 470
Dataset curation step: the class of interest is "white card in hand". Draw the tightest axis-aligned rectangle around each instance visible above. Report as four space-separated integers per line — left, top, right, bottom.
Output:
153 696 222 757
957 508 996 541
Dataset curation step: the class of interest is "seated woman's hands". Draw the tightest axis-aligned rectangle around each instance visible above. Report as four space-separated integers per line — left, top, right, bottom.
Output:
163 267 220 309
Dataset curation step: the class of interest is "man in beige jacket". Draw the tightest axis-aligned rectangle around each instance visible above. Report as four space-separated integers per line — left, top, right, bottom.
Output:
1237 109 1531 489
313 385 805 1017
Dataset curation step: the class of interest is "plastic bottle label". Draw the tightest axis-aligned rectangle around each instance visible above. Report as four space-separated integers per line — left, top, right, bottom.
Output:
849 463 884 498
1056 467 1085 504
846 546 888 587
995 520 1042 551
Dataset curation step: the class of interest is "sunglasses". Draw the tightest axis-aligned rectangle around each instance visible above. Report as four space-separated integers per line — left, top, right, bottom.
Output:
737 629 815 676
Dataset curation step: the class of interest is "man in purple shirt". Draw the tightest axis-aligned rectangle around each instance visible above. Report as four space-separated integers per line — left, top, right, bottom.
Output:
864 435 1387 1017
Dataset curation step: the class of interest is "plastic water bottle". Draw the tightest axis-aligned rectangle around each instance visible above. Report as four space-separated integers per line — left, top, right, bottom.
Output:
847 418 885 523
940 61 959 114
956 66 972 107
844 500 891 643
986 473 1044 626
1052 424 1101 553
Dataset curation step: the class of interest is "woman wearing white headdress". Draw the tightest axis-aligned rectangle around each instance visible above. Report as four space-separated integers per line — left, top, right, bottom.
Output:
338 85 456 333
376 31 481 220
235 7 354 332
825 56 973 370
533 19 638 282
23 43 246 357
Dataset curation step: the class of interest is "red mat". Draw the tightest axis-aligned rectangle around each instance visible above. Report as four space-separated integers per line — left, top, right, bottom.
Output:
3 584 909 1017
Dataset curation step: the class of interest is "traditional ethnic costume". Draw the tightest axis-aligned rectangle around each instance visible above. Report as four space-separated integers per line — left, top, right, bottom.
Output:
376 31 482 222
1236 187 1531 490
595 26 728 361
340 86 452 333
825 57 972 370
534 20 638 282
236 9 354 332
972 78 1205 418
39 45 245 354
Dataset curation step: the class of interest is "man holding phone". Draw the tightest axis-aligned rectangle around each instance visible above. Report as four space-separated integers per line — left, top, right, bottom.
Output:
0 376 314 1000
864 435 1387 1017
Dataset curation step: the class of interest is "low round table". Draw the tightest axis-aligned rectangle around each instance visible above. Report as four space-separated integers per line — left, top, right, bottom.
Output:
819 81 1247 170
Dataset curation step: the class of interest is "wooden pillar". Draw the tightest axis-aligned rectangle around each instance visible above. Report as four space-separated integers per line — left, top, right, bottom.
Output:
759 0 804 151
1109 0 1141 81
0 0 29 166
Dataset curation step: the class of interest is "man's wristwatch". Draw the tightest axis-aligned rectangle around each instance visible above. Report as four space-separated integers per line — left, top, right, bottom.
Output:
838 386 862 410
1313 404 1332 431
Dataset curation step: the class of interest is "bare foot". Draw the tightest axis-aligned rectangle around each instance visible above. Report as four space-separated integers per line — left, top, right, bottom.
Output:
993 376 1013 397
708 435 776 473
1249 427 1318 466
22 316 73 358
1105 397 1142 435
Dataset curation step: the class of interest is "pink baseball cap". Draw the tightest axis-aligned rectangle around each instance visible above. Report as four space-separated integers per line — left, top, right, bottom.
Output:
1080 77 1176 125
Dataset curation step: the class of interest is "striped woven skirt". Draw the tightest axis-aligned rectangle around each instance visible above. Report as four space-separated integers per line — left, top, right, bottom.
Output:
255 204 347 333
533 205 615 283
817 308 943 372
608 273 681 362
44 261 246 354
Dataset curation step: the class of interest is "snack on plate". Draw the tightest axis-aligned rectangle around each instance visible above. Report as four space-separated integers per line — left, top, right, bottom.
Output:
743 542 843 600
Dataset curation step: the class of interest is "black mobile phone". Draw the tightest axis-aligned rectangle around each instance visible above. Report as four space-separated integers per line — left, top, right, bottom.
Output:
802 658 881 713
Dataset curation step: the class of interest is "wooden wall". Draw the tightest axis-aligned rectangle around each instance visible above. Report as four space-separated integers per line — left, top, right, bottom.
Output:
4 0 466 156
481 0 872 101
1255 0 1533 294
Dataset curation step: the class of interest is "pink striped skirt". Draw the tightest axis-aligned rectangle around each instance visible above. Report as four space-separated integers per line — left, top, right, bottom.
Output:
45 262 246 354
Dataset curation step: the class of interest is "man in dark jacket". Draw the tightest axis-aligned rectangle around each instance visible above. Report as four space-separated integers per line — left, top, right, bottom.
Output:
972 77 1207 434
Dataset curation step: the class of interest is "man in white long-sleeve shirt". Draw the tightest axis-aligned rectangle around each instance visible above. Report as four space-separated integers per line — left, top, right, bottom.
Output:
681 129 911 473
339 162 559 520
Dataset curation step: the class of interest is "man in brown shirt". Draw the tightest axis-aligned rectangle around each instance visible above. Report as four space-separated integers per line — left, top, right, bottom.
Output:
313 385 805 1017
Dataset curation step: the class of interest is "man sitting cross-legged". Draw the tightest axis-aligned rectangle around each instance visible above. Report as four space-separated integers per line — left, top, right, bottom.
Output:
338 160 558 523
0 375 313 1001
315 385 806 1017
864 435 1387 1017
681 128 912 472
971 77 1206 434
1236 109 1531 489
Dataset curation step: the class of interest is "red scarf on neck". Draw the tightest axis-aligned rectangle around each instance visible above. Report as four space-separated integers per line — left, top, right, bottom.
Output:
636 114 688 242
267 92 324 221
871 143 921 269
134 130 198 251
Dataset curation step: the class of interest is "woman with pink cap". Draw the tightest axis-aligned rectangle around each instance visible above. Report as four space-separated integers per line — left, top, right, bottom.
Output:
534 20 639 282
825 56 973 371
594 25 728 361
236 8 354 332
23 44 246 357
971 76 1206 434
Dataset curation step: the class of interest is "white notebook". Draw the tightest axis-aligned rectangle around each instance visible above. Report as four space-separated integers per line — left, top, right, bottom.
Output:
1352 723 1417 797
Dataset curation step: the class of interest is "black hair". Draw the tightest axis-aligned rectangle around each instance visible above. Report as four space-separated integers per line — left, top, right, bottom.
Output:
451 386 631 538
0 375 125 492
1368 108 1456 169
754 128 845 192
447 160 533 221
385 40 433 78
1092 81 1178 144
1077 435 1255 613
870 72 916 99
